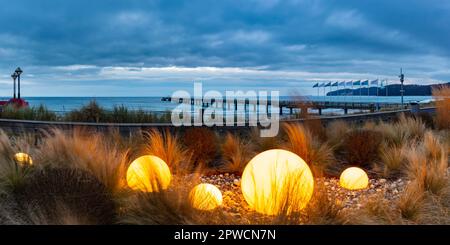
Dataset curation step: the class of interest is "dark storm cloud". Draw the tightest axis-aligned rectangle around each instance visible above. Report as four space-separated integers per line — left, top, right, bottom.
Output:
0 0 449 96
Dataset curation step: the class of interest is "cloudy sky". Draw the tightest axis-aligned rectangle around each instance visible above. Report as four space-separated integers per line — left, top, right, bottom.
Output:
0 0 449 97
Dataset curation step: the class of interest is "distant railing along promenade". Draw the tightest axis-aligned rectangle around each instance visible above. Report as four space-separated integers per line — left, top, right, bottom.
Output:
0 107 435 137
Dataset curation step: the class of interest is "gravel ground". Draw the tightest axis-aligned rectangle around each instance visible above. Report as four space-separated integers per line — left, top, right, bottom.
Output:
198 173 407 219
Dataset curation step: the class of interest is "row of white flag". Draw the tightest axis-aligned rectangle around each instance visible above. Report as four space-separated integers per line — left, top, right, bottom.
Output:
312 79 388 88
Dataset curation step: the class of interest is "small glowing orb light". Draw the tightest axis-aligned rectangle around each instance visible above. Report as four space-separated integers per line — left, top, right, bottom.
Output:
14 153 33 165
339 167 369 190
241 149 314 215
189 183 223 210
126 155 171 192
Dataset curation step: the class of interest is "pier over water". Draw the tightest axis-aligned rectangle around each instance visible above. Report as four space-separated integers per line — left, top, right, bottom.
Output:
161 96 416 116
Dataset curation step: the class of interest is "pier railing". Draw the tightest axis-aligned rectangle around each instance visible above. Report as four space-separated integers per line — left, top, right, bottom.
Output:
162 96 411 116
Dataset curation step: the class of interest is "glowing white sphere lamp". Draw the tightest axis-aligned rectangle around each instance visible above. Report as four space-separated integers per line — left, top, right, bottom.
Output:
339 167 369 190
126 155 171 192
241 149 314 215
189 183 223 211
14 152 33 166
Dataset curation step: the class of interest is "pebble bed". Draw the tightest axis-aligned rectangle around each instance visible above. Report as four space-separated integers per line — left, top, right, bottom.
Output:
199 173 408 219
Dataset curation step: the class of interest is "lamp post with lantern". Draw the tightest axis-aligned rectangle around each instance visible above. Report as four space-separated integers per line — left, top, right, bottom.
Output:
15 67 23 99
11 73 18 99
399 68 405 108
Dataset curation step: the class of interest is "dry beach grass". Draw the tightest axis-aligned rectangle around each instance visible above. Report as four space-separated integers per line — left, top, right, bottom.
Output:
0 111 448 225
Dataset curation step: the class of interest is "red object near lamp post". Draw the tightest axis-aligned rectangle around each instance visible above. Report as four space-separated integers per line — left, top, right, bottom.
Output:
0 67 29 109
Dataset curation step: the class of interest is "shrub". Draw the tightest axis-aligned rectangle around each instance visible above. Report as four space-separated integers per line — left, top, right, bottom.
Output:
304 118 327 142
220 133 253 174
0 105 57 121
0 196 18 224
376 121 407 147
11 168 116 225
416 112 434 129
0 130 34 192
362 120 377 131
398 180 424 221
326 120 350 147
343 194 401 225
145 129 191 174
109 106 170 123
0 102 172 124
405 132 448 195
37 128 128 193
433 85 450 130
183 127 218 168
283 123 334 175
64 100 106 123
396 114 426 140
158 111 172 123
303 182 344 224
418 193 450 224
377 114 426 147
283 123 309 161
444 131 450 155
338 129 383 167
109 105 134 123
250 127 281 152
103 128 146 154
377 143 408 178
423 131 444 162
119 191 194 225
118 176 230 225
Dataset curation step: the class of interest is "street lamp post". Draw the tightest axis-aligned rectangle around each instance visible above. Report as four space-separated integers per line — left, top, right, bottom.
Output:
15 67 23 99
399 68 405 108
11 73 18 99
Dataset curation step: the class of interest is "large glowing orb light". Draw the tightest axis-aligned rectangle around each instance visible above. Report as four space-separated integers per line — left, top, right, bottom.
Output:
14 153 33 166
189 183 223 211
339 167 369 190
241 149 314 215
126 155 171 192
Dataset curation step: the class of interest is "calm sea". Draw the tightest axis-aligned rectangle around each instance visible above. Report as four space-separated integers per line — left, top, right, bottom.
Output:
0 96 432 115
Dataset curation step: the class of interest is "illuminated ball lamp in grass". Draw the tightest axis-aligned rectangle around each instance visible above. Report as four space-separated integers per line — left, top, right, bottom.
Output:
126 155 171 192
14 153 33 166
241 149 314 216
339 167 369 190
189 183 223 211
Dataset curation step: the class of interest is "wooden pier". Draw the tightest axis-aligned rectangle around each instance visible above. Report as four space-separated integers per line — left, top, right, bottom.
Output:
161 96 407 115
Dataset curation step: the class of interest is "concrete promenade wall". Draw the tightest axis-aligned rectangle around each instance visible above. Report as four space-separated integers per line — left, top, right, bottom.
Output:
0 107 435 136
